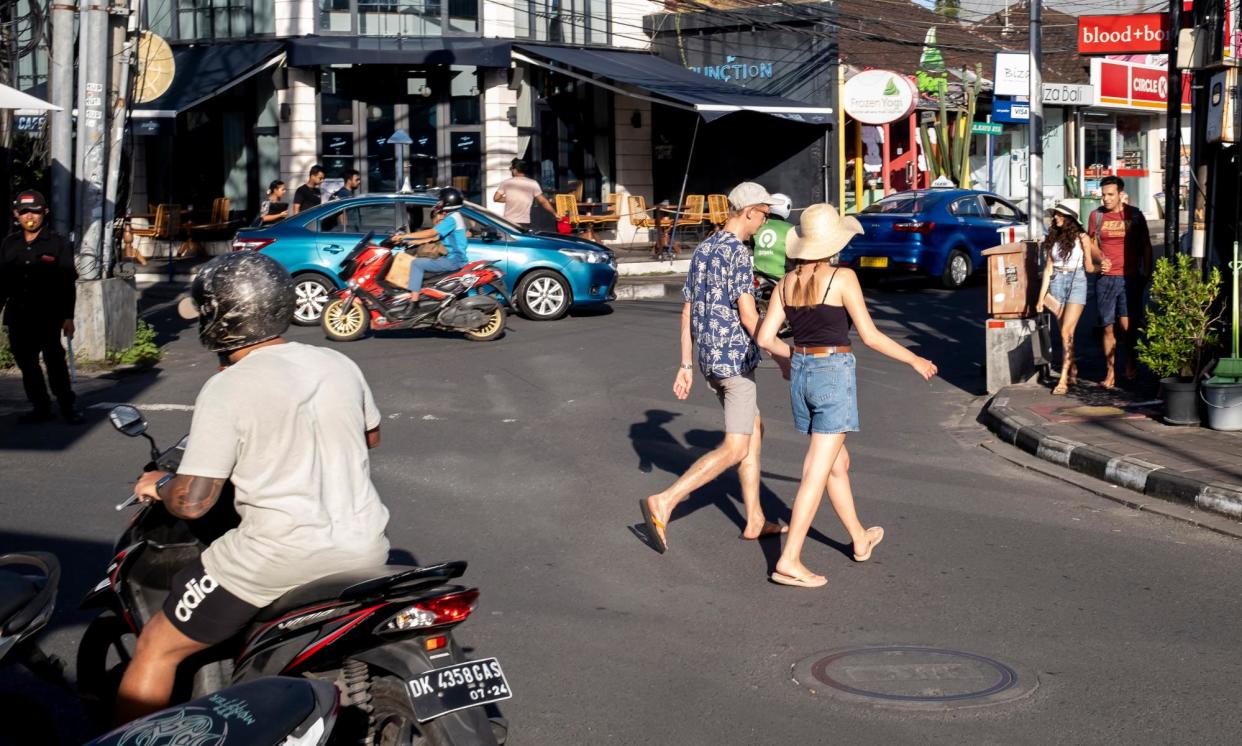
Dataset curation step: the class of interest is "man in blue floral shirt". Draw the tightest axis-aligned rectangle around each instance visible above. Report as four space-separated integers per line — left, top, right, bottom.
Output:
640 182 788 554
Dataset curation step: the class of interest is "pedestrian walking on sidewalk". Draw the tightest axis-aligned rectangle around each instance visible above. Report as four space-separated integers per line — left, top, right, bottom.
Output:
756 204 936 588
291 164 326 216
1088 176 1152 388
639 182 788 554
0 190 83 424
494 160 557 229
1036 204 1100 396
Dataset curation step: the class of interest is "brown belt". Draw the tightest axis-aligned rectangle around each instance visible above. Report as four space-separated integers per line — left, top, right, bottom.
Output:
793 345 852 355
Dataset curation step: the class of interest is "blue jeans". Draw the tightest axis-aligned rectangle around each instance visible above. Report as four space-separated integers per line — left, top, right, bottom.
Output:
407 256 465 292
790 352 859 435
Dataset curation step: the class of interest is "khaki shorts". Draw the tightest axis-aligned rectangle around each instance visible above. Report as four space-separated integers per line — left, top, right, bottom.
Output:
707 370 760 434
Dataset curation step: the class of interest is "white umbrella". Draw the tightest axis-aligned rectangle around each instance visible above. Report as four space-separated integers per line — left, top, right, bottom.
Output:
0 82 61 111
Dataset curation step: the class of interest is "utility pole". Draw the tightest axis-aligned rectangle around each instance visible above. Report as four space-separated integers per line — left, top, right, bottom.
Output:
74 0 110 279
1027 0 1043 240
1163 0 1183 257
49 2 74 235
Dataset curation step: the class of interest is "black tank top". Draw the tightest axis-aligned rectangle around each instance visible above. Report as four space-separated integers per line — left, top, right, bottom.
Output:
784 268 851 347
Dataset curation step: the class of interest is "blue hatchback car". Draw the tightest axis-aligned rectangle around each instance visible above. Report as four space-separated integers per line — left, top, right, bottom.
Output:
232 193 618 324
838 189 1027 289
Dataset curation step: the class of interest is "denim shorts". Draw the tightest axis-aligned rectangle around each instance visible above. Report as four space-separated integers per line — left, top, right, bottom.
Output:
1097 275 1143 326
1049 269 1087 306
790 352 859 435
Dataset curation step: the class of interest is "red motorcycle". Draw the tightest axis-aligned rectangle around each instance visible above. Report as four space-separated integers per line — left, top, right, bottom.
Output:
322 232 508 343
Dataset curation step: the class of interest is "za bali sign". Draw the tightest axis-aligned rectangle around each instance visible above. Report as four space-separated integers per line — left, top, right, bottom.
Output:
1090 58 1191 112
843 70 918 125
1078 14 1171 54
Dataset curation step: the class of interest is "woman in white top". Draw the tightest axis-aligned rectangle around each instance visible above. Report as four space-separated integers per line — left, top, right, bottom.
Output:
1036 204 1100 395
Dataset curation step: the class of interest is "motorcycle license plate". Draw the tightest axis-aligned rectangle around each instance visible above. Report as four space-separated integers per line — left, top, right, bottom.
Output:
406 658 512 722
859 256 889 268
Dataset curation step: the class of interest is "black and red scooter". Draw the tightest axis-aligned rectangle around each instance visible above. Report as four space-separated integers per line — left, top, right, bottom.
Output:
77 405 510 745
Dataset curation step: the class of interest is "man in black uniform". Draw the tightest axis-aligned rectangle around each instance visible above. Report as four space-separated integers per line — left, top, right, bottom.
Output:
0 190 82 424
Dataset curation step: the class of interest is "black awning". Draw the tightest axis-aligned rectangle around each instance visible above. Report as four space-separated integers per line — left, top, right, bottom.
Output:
135 41 285 119
512 45 832 124
286 37 512 68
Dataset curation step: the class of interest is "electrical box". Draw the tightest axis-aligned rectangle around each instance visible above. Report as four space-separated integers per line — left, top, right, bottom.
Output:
1207 68 1240 145
982 240 1040 319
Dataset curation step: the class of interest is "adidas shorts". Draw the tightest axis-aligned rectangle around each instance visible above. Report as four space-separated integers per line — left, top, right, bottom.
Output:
163 557 260 645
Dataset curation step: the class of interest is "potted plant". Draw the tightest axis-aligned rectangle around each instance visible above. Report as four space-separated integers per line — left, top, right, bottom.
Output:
1136 254 1222 425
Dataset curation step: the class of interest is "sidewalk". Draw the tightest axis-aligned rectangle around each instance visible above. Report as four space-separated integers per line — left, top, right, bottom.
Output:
982 382 1242 524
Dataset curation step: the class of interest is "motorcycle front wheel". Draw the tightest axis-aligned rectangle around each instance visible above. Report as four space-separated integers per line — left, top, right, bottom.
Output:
463 307 505 342
76 613 135 727
323 298 370 342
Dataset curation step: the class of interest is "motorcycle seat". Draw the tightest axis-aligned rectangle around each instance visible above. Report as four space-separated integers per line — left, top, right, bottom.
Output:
0 571 37 631
254 562 468 623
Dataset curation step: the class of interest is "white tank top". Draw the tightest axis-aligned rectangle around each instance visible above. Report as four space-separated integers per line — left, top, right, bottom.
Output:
1051 235 1085 271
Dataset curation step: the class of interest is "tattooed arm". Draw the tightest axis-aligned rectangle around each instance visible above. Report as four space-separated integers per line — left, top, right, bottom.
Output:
134 471 227 520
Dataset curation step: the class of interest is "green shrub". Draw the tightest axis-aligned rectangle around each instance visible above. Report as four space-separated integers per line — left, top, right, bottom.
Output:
109 320 162 366
1137 255 1222 379
0 327 13 369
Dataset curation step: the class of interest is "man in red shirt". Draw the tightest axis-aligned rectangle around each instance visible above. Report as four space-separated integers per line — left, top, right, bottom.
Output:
1089 176 1152 388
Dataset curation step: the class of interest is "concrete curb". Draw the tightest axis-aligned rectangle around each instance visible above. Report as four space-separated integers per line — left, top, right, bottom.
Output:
617 259 690 276
980 395 1242 522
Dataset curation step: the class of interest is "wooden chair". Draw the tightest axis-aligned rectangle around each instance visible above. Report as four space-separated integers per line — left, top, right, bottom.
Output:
126 203 180 264
627 195 657 230
185 197 242 256
675 194 707 240
452 176 470 193
592 194 620 232
707 194 730 229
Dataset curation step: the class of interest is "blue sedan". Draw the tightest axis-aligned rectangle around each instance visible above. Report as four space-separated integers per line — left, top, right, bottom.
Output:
838 189 1027 289
232 193 618 324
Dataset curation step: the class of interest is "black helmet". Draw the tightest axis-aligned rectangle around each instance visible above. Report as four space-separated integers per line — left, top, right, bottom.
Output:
437 187 464 213
180 252 295 353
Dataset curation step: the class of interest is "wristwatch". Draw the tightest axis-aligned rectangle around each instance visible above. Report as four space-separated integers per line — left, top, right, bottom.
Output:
680 363 694 370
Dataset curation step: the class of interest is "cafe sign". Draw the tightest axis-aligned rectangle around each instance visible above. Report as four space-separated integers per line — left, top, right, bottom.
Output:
843 70 918 125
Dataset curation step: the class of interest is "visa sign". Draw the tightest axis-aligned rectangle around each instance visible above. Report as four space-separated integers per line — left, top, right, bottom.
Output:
1078 13 1171 54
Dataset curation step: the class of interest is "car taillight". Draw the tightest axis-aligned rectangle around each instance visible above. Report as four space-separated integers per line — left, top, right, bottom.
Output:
379 590 479 633
894 221 935 235
232 238 275 252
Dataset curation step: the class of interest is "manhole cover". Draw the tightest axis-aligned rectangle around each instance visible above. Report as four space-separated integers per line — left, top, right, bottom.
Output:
792 646 1037 710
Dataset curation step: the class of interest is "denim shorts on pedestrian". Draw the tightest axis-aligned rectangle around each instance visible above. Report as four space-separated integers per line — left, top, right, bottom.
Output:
790 352 859 435
1097 274 1140 326
1049 269 1087 306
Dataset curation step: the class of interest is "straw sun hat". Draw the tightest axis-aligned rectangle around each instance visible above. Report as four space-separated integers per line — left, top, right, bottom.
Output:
786 203 864 261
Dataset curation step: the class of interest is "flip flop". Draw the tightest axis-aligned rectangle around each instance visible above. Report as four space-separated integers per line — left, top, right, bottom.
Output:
740 522 788 540
639 499 667 554
769 571 827 588
853 526 885 562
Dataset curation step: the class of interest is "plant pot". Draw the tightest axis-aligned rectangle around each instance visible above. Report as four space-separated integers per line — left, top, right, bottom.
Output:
1160 377 1200 426
1201 379 1242 431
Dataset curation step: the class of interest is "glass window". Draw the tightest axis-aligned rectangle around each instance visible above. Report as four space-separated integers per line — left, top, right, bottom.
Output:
322 134 355 179
448 0 478 33
450 132 482 203
409 131 437 191
321 95 354 126
449 67 481 125
365 104 397 193
950 197 985 218
863 195 922 214
318 203 395 233
400 202 431 232
984 196 1020 220
321 0 352 32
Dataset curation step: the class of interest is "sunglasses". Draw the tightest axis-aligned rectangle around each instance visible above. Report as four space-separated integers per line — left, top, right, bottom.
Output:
16 208 44 216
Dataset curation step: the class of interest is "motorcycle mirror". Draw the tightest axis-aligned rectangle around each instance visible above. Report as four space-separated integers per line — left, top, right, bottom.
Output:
108 405 147 437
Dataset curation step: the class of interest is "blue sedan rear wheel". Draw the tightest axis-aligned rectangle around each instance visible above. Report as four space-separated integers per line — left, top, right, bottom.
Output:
942 250 972 290
292 273 334 325
517 269 571 321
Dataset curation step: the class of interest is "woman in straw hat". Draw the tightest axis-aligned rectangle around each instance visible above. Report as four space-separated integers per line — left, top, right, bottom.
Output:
1035 204 1099 396
756 204 937 588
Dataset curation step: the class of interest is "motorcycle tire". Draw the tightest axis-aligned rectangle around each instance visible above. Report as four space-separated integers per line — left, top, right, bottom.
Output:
323 298 370 342
366 675 499 746
463 307 505 342
76 613 135 727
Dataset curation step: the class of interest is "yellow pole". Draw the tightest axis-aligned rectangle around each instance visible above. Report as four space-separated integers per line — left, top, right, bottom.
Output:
854 120 864 210
838 65 847 216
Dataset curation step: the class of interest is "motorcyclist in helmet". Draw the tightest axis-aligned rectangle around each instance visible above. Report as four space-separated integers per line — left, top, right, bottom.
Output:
392 187 470 304
752 193 795 281
116 252 391 724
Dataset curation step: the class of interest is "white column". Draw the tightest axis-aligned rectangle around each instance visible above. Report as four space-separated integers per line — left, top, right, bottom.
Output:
276 0 315 37
610 0 654 49
280 67 318 189
483 69 519 215
611 94 653 246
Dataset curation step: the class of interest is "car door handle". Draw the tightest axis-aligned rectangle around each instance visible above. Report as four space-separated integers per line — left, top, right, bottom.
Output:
325 245 343 253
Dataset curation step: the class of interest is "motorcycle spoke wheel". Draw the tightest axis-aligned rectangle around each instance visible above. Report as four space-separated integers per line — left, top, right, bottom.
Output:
323 299 368 342
464 307 505 342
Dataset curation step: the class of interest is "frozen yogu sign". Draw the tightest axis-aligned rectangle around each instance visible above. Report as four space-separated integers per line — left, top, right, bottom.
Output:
843 70 918 125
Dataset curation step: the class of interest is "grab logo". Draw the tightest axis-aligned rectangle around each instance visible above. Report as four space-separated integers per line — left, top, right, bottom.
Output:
174 573 219 622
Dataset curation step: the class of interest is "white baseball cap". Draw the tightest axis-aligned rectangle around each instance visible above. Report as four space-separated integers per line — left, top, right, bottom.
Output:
727 182 783 211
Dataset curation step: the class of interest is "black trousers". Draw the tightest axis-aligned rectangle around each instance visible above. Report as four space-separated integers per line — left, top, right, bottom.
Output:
6 320 74 412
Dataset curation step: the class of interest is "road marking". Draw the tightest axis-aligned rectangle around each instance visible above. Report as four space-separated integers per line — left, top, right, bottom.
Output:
421 414 439 420
89 402 195 412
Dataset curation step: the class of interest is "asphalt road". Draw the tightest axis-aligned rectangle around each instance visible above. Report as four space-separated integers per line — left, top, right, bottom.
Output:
2 282 1240 744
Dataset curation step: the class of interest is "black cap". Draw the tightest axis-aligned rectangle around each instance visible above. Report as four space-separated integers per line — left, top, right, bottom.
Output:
13 190 47 211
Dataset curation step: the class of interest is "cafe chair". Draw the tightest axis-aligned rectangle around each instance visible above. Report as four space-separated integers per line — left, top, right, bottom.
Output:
675 194 707 241
125 203 180 263
185 197 241 257
707 194 730 231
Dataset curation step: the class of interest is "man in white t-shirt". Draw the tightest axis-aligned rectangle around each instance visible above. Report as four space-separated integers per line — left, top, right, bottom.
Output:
114 252 391 724
493 159 556 228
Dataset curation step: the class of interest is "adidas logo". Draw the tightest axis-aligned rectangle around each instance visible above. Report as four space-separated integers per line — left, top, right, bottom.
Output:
174 573 219 622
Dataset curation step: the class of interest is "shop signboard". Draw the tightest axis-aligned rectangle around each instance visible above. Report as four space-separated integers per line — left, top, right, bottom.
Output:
993 52 1030 97
992 97 1030 124
971 121 1003 135
1077 14 1171 54
1041 83 1094 106
842 70 918 125
1090 58 1191 112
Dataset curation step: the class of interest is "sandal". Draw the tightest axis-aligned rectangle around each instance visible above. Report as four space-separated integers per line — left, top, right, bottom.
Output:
1052 382 1069 396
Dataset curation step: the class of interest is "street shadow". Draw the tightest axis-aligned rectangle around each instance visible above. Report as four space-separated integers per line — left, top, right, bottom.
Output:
627 409 851 562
